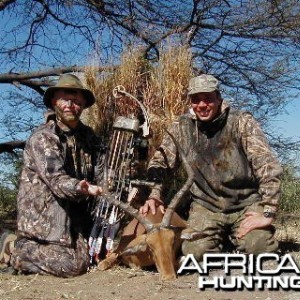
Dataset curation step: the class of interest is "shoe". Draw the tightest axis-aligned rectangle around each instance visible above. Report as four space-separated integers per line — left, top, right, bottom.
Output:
0 231 17 266
0 266 18 275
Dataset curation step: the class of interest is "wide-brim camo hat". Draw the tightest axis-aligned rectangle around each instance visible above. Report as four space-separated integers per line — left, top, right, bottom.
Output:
188 74 219 96
43 74 96 109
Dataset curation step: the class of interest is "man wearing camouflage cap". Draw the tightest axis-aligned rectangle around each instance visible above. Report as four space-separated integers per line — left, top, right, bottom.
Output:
5 74 104 276
141 74 282 259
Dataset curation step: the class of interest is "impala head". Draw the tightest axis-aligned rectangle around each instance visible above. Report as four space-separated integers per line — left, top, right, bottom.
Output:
119 212 206 280
146 228 177 280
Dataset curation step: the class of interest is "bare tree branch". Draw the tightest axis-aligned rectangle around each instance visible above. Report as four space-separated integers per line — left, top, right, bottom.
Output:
0 65 115 93
0 0 299 161
0 140 25 154
0 0 15 11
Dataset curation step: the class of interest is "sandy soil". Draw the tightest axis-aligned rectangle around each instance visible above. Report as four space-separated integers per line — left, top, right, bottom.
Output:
0 265 300 300
1 214 300 300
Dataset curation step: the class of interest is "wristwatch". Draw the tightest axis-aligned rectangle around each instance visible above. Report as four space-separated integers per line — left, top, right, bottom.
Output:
263 211 276 219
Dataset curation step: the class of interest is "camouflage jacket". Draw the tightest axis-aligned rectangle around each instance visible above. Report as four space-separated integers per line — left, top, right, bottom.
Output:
17 119 102 246
148 102 282 214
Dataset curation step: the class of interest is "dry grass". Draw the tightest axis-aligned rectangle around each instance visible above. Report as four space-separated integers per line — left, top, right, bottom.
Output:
144 45 192 150
82 48 151 137
80 65 115 136
81 44 193 154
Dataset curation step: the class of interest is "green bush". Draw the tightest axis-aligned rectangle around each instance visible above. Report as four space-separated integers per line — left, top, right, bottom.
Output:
0 185 17 214
280 166 300 213
0 152 22 216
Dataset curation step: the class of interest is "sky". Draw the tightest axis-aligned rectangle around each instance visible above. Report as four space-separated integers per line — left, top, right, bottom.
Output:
271 98 300 165
270 98 300 170
272 98 299 139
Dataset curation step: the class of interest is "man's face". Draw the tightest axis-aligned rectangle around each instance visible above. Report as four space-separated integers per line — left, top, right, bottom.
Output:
190 91 222 122
51 89 86 127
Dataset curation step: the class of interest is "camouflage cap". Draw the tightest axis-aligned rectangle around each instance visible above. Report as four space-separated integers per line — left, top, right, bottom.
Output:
43 74 96 109
188 74 219 95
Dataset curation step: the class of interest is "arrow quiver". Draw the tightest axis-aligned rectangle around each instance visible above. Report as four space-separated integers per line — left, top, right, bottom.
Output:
89 85 151 264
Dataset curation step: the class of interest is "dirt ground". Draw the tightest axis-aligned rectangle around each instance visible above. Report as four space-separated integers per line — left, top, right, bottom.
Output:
1 265 300 300
1 214 300 300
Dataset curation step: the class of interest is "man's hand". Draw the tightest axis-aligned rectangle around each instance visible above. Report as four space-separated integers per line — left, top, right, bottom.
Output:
237 211 274 239
139 198 165 216
77 180 102 196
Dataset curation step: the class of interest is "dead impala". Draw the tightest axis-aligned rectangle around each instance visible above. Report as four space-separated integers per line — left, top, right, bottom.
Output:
97 131 206 280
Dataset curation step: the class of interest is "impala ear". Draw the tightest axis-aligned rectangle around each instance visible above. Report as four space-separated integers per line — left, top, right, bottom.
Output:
180 228 207 241
121 235 148 256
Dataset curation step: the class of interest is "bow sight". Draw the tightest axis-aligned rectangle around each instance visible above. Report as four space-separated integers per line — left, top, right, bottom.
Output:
89 85 151 263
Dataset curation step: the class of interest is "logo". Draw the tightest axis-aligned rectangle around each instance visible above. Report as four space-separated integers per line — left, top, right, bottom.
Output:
177 253 300 291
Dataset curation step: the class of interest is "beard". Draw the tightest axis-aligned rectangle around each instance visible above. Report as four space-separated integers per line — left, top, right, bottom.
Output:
54 105 81 124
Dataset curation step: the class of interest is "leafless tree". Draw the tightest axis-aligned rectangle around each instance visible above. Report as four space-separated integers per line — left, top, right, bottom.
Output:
0 0 299 154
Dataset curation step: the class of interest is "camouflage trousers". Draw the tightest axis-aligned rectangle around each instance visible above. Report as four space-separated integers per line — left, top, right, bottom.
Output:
182 202 278 261
10 234 90 277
